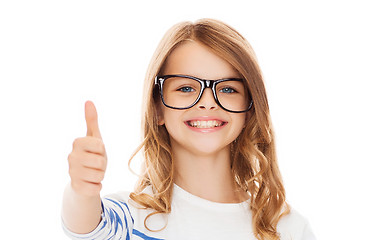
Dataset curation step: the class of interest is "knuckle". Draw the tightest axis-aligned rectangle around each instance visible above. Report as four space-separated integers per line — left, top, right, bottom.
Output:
68 152 77 161
101 142 106 153
72 138 79 148
95 140 106 154
67 153 73 162
68 152 83 166
68 167 78 180
99 172 105 181
68 167 73 177
95 156 106 170
72 137 83 149
92 170 105 182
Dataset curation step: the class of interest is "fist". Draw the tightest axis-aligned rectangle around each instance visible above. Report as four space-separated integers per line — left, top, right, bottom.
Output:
68 101 107 196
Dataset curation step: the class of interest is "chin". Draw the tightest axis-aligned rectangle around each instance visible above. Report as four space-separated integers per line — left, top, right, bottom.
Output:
168 130 235 156
185 140 232 156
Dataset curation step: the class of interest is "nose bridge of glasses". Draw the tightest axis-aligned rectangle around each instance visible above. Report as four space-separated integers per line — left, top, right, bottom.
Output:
201 79 216 97
204 80 213 88
198 83 218 109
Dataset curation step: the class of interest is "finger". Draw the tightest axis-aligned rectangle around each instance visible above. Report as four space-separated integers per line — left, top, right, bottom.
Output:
72 137 106 156
80 152 107 171
85 100 102 139
69 166 105 184
79 168 105 184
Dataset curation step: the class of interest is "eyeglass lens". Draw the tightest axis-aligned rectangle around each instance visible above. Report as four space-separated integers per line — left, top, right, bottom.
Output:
162 76 251 112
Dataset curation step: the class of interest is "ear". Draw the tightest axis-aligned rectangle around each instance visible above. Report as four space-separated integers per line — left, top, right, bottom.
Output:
158 114 165 125
156 101 165 125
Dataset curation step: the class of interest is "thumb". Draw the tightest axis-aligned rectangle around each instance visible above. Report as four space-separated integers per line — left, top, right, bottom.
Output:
85 100 102 139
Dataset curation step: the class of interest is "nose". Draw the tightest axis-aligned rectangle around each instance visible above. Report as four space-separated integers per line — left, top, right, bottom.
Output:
197 88 219 110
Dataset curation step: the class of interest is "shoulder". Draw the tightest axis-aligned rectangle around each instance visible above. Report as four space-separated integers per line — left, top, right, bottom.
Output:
101 186 168 238
101 185 155 218
103 191 132 203
277 207 316 240
102 185 153 205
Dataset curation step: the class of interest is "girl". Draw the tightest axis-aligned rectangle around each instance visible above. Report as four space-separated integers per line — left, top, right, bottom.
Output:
62 18 315 240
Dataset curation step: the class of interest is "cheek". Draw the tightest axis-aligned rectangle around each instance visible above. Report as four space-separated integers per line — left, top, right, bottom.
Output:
234 113 247 130
230 116 246 141
163 114 184 142
162 109 181 130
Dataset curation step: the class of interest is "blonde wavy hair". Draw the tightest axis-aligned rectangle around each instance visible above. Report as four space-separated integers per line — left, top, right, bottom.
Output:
128 18 290 240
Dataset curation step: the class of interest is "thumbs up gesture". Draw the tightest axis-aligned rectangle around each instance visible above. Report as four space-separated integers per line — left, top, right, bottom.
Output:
68 101 107 196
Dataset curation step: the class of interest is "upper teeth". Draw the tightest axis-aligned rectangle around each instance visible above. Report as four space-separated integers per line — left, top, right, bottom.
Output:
188 120 224 128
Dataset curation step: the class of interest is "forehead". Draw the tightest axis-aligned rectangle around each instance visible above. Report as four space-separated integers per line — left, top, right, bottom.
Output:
162 41 240 80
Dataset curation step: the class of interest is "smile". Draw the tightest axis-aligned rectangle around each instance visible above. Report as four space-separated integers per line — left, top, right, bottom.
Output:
186 120 226 128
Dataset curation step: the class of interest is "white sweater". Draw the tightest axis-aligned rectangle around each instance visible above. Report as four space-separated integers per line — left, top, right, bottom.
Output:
62 184 316 240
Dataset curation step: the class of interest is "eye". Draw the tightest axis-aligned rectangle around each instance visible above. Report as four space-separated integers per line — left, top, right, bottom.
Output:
177 86 195 92
220 87 237 93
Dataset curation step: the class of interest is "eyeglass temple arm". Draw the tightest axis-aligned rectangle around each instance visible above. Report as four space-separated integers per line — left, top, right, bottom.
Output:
154 76 160 85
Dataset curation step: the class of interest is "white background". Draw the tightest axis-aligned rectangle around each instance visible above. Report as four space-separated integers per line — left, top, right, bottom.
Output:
1 1 374 239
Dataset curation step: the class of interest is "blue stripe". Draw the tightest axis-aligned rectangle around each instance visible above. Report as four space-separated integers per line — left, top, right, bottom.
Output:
132 229 164 240
105 207 117 237
120 200 134 224
99 201 108 231
105 198 132 240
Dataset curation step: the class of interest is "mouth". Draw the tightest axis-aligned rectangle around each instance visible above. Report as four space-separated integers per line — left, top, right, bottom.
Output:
185 120 227 129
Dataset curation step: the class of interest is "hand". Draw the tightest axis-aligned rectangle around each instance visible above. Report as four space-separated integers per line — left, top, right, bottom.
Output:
67 101 107 196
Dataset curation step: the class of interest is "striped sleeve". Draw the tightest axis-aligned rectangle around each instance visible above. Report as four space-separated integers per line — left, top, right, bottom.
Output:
62 197 134 240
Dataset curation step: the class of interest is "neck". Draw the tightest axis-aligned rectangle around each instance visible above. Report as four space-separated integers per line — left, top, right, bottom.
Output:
171 140 249 203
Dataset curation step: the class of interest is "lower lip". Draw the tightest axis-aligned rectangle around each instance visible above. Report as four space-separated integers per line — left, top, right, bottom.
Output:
184 122 227 133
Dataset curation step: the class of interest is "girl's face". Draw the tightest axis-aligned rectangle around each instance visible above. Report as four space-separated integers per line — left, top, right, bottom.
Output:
158 41 247 156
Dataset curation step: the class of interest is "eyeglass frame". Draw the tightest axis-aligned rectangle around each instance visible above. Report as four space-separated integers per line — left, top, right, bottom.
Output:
154 74 253 113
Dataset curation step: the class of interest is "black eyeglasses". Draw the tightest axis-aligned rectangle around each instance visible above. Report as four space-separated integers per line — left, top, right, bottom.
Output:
154 74 253 113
